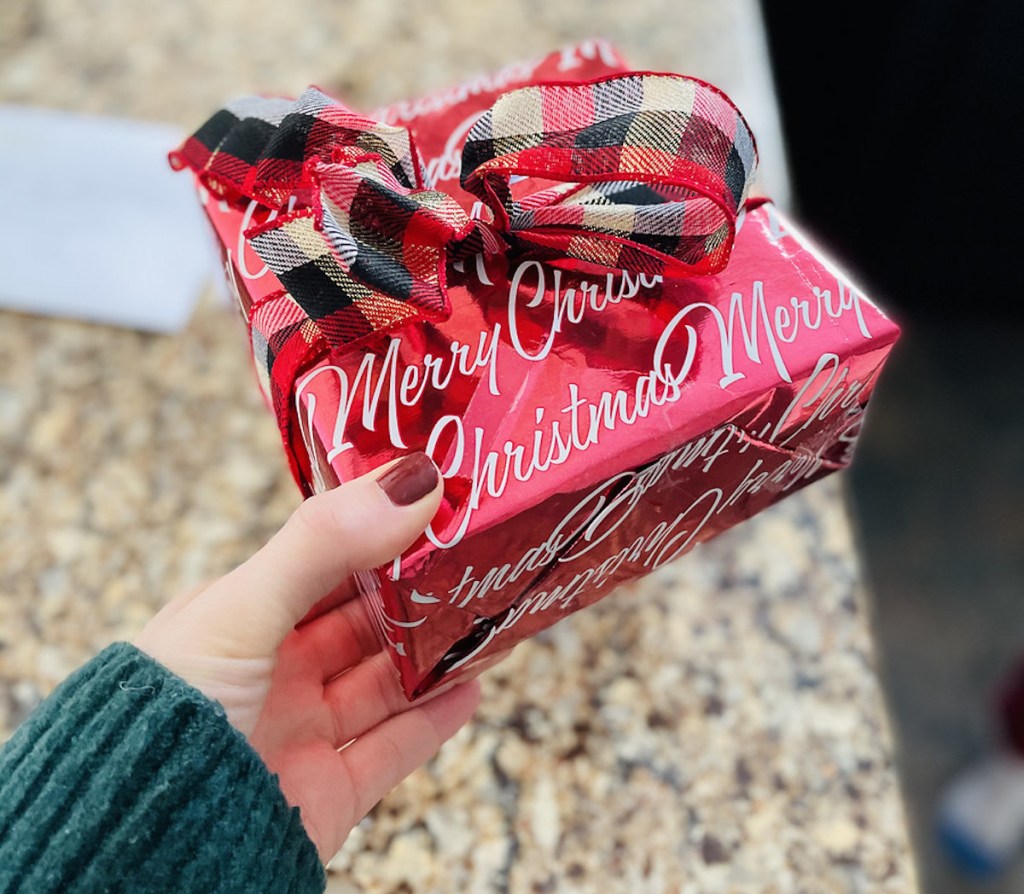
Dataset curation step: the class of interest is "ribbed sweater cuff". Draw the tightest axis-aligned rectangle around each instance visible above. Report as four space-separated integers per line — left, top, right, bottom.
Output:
0 642 325 894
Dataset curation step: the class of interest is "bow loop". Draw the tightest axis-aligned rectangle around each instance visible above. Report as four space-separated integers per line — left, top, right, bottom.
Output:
170 85 479 353
170 87 423 207
460 74 757 277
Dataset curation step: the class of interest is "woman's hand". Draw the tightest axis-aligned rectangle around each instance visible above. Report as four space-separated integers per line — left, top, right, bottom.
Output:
134 453 480 863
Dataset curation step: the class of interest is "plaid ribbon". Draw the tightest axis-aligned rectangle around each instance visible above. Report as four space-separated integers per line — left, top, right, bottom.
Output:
462 75 757 277
170 72 756 488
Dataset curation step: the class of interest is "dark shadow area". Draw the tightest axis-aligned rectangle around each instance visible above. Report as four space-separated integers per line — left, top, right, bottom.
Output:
849 322 1024 892
761 2 1024 890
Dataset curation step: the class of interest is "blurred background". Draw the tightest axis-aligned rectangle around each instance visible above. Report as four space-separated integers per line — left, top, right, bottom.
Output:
2 1 1021 891
762 2 1024 891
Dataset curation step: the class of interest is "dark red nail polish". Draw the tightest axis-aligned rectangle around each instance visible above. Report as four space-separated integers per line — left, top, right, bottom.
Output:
376 453 439 506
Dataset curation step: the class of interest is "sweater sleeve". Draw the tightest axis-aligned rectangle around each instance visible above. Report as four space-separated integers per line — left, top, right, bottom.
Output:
0 642 326 894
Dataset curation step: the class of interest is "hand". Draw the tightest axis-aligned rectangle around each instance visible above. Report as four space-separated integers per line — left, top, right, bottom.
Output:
134 453 480 863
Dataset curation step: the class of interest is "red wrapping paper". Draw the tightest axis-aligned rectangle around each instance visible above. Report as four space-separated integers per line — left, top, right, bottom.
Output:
190 42 899 698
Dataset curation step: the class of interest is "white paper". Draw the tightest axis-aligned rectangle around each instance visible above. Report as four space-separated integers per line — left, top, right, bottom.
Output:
0 105 214 332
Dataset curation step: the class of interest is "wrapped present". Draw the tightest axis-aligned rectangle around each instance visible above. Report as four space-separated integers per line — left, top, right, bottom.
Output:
171 41 900 698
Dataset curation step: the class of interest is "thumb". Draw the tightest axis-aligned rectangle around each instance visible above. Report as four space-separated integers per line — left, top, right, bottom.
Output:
189 452 442 656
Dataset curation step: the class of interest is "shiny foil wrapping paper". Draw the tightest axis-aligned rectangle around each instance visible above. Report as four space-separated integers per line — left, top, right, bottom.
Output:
196 44 900 697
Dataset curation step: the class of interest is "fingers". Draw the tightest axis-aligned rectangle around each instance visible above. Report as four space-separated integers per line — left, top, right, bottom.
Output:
187 453 442 657
322 650 472 747
323 652 412 746
296 577 359 628
298 598 381 683
336 679 480 822
323 643 511 747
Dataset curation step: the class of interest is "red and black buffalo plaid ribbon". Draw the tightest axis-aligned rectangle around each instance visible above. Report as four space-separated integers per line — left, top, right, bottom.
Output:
170 72 757 486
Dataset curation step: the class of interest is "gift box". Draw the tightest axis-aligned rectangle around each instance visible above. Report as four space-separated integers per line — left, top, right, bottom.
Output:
171 41 899 698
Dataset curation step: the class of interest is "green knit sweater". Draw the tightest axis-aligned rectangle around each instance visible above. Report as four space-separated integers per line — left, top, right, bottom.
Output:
0 643 325 893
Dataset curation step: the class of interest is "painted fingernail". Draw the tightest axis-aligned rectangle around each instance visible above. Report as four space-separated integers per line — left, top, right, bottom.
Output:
376 452 439 506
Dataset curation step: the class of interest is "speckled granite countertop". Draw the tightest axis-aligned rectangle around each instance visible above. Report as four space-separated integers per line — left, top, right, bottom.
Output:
0 2 916 891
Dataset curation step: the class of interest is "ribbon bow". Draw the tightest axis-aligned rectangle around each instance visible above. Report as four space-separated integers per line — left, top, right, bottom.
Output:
171 72 756 485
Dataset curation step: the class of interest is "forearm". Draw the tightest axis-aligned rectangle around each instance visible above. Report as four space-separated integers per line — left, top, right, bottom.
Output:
0 643 324 894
